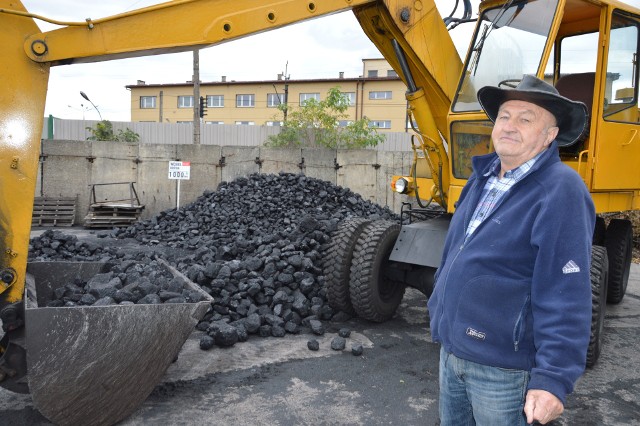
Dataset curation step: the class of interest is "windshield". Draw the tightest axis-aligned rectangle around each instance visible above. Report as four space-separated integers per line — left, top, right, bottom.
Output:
453 0 559 112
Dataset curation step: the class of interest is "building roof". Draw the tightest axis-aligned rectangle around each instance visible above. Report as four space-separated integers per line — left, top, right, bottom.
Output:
126 75 401 89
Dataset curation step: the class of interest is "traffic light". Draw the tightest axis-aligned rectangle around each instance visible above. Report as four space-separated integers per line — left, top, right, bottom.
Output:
199 96 207 118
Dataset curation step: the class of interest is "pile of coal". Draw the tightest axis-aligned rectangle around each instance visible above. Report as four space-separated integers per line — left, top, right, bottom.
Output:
29 230 109 262
30 172 399 348
113 172 396 248
44 254 209 307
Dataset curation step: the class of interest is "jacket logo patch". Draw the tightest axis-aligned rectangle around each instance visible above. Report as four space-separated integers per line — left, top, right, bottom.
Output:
562 260 580 274
466 327 486 340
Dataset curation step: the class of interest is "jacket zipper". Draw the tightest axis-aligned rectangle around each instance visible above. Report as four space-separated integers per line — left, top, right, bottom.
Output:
513 295 531 352
438 239 465 330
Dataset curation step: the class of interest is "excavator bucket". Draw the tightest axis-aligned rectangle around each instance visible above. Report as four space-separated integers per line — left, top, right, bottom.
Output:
21 261 210 426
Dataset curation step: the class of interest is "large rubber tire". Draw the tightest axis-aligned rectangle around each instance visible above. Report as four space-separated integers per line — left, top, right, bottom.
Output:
349 220 405 322
587 245 608 368
321 218 371 315
604 219 633 304
592 216 606 246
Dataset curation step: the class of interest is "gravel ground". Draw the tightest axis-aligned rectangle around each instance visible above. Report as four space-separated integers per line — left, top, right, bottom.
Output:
2 275 639 425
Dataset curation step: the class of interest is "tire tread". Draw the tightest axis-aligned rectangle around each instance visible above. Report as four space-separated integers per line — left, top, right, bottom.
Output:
349 220 404 322
322 218 370 314
604 219 632 304
587 245 607 368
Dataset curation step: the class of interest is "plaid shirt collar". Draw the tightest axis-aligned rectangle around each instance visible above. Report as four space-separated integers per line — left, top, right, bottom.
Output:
483 151 543 181
465 150 546 238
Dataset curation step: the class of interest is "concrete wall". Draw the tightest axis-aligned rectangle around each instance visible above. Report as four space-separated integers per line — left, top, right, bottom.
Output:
36 140 415 225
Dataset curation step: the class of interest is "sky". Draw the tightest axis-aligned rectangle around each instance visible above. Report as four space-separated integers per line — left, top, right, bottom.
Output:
19 0 640 122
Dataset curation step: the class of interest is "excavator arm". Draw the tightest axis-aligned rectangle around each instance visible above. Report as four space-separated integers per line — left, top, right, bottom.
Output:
0 0 463 424
355 2 461 207
22 0 375 65
19 0 461 207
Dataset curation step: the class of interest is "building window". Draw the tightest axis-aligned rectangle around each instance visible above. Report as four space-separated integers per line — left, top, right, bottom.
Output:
407 118 418 130
266 121 283 126
602 13 638 123
176 121 193 124
207 95 224 107
178 95 193 108
338 120 353 127
140 96 156 109
369 120 391 129
368 70 379 78
344 92 356 106
369 91 392 100
387 69 398 77
267 93 283 108
206 121 224 125
236 94 255 107
235 121 255 125
299 93 320 105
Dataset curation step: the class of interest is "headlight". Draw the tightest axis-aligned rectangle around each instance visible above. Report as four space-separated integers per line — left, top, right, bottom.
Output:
394 178 408 194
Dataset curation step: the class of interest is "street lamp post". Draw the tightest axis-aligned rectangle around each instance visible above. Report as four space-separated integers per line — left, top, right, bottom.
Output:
68 104 90 120
80 91 103 120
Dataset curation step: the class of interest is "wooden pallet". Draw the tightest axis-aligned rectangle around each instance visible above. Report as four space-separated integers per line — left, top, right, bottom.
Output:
84 203 145 228
32 197 77 227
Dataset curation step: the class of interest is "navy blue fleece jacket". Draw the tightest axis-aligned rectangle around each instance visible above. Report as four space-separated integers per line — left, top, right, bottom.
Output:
428 142 595 403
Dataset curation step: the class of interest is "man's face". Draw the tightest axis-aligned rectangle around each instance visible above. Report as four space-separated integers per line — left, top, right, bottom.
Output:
491 100 559 171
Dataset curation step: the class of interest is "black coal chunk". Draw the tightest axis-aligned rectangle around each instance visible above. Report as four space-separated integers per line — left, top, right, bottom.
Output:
309 319 325 336
351 343 364 356
307 339 320 351
200 335 215 350
213 323 239 347
338 328 351 338
331 336 346 351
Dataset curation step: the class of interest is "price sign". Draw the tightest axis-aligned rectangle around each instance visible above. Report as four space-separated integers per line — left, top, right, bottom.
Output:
168 161 190 180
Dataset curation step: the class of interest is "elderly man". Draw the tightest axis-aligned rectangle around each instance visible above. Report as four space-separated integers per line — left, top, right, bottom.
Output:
428 75 595 425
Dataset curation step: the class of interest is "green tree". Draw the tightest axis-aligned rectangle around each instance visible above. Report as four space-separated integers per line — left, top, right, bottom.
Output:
86 120 140 142
266 87 384 149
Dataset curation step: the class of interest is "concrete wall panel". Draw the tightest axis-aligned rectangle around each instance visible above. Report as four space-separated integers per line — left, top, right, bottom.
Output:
336 150 379 203
39 140 93 223
376 150 397 208
301 148 337 184
258 148 302 176
88 142 139 207
137 144 178 217
220 146 260 183
175 145 222 209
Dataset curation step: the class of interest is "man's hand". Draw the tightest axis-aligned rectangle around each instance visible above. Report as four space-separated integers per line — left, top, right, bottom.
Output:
524 389 564 424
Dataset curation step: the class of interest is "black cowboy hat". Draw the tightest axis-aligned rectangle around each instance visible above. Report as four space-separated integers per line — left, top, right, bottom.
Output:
477 75 588 147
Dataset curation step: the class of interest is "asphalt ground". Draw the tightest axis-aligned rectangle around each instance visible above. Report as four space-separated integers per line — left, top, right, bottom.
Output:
0 230 639 425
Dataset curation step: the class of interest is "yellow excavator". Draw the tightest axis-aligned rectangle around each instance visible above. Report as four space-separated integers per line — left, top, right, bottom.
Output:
1 0 637 424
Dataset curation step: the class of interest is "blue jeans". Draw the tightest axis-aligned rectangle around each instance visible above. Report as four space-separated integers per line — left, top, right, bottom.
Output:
439 347 530 426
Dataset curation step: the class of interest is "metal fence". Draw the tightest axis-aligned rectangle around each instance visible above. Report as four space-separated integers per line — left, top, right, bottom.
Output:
42 118 414 151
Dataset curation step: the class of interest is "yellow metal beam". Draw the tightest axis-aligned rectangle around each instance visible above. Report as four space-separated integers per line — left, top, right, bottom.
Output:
355 0 463 208
355 1 462 136
0 0 49 303
22 0 376 66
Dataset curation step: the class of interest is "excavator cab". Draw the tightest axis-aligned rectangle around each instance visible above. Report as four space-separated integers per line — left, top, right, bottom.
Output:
449 0 640 206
